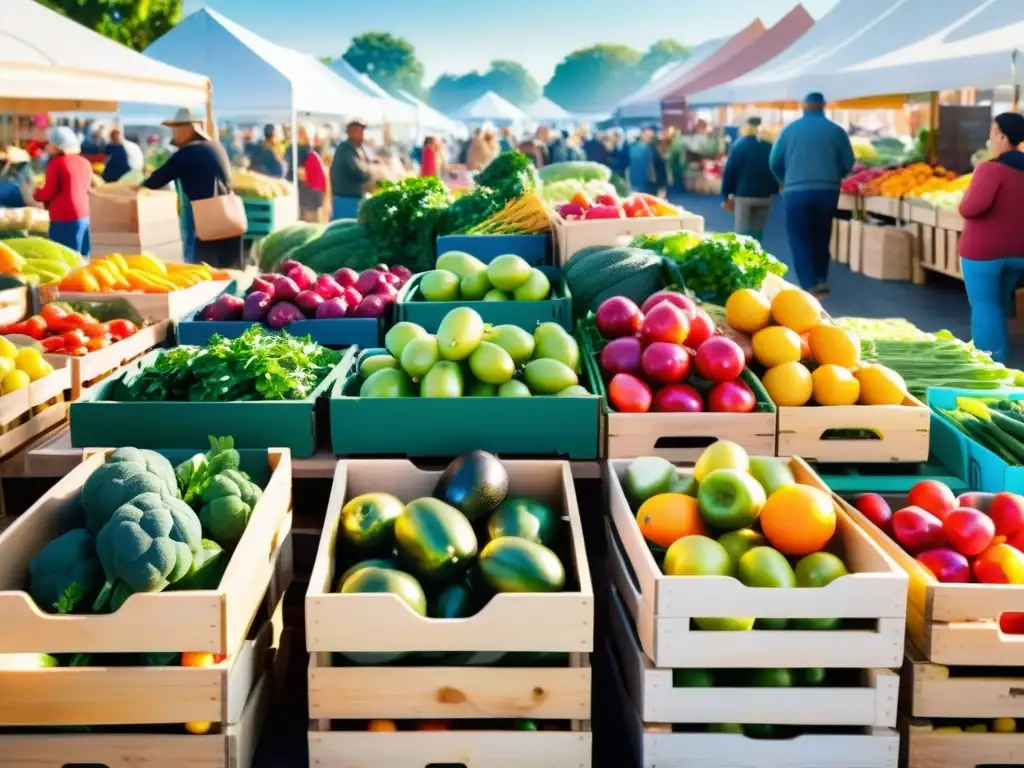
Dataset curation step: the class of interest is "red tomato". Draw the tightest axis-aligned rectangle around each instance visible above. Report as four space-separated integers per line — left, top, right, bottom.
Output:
105 319 137 340
607 373 652 413
988 493 1024 537
60 330 89 349
908 480 956 520
973 543 1024 584
854 493 893 534
594 193 619 207
943 508 996 556
707 380 755 413
40 303 69 326
685 309 716 349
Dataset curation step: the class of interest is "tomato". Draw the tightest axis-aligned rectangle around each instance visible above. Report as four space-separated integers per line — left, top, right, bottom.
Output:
607 373 652 413
622 196 653 218
85 337 110 352
568 191 591 210
83 322 108 339
908 481 957 520
60 330 89 349
105 319 137 340
24 316 47 340
973 543 1024 584
595 193 619 207
40 337 66 353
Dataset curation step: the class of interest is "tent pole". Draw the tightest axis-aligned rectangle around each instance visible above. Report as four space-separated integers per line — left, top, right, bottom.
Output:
1013 51 1020 112
205 81 216 142
927 92 939 165
291 108 299 219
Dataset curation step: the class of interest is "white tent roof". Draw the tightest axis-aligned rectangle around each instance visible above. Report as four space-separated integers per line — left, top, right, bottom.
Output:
394 90 468 137
327 58 418 122
523 96 572 122
452 91 529 126
142 8 386 122
0 0 209 114
615 37 729 119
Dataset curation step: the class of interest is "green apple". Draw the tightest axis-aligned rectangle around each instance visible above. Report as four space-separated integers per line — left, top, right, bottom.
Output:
697 469 767 530
748 456 796 497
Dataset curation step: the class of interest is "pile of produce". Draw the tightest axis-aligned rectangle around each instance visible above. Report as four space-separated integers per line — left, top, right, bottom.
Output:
938 396 1024 467
60 255 229 294
2 302 139 356
415 251 551 303
463 189 549 235
858 163 956 198
440 152 539 235
562 245 670 316
853 483 1024 594
906 172 971 206
257 222 324 272
358 308 585 398
539 159 627 198
555 190 679 221
360 176 455 274
108 326 341 402
230 169 293 200
590 291 754 415
725 287 909 408
625 441 851 630
0 237 82 285
0 207 49 238
0 336 56 395
334 450 568 665
540 178 617 206
197 260 411 326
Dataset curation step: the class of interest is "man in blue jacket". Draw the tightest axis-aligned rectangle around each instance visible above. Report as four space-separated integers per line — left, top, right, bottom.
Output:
769 92 855 296
722 117 778 243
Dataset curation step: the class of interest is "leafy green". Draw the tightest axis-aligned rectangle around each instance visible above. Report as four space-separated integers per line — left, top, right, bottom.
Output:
113 327 341 403
537 161 611 185
177 436 241 505
473 151 538 199
358 176 454 273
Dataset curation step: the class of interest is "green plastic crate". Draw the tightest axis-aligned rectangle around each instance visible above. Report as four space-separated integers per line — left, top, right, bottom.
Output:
69 348 353 457
330 348 600 459
394 266 571 333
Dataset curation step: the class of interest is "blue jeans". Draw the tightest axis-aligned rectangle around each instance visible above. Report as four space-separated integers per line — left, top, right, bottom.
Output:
960 257 1024 363
332 195 362 221
49 218 91 256
783 189 839 289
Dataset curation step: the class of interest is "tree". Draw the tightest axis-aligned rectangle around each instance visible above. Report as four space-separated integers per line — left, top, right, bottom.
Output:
36 0 182 51
342 32 426 98
544 44 643 114
429 60 540 113
430 72 486 113
639 39 691 79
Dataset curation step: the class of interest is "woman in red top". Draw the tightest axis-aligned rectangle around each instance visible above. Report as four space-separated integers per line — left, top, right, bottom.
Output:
420 136 439 178
959 113 1024 362
297 124 328 222
34 127 93 255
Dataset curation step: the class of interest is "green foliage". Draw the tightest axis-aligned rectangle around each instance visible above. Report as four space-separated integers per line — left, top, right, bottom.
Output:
29 530 102 613
639 39 692 78
341 32 426 98
199 469 262 548
176 436 241 505
430 60 540 112
358 176 454 273
37 0 183 51
544 44 643 114
439 151 536 235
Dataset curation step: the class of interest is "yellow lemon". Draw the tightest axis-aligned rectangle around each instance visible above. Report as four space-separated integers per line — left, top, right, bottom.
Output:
1 369 30 394
725 289 772 334
0 357 14 378
0 336 16 360
811 364 860 406
752 326 803 368
16 347 50 381
993 718 1017 734
854 364 907 406
762 361 813 407
770 289 823 334
808 324 860 368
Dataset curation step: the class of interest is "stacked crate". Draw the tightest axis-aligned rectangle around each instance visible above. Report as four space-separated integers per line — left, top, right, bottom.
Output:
604 457 909 767
305 459 594 767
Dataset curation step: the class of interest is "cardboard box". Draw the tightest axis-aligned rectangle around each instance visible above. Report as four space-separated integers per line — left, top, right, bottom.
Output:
89 187 178 234
861 224 913 281
91 235 184 262
837 219 850 265
848 220 864 273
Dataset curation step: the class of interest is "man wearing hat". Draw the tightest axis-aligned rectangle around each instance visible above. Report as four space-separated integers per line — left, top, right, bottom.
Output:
330 118 376 220
769 92 855 296
142 108 238 266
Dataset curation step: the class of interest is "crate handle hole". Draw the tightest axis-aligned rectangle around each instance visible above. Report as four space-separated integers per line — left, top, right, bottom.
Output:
818 428 882 442
63 764 110 768
426 764 468 768
654 436 716 450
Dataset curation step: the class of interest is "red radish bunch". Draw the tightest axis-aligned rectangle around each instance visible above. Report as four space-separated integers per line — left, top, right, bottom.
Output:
594 293 752 415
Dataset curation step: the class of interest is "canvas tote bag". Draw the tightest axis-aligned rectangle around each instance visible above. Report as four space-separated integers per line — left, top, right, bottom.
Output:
191 177 247 241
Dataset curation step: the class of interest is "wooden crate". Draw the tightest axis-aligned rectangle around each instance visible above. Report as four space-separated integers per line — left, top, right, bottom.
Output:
837 218 850 265
0 448 292 655
0 285 29 326
901 714 1024 768
839 495 1024 666
936 209 964 233
606 457 907 669
0 366 69 462
306 460 593 655
838 192 856 212
901 644 1024 719
923 226 963 280
608 578 899 727
552 213 704 266
57 280 231 321
906 201 939 227
309 652 591 721
848 219 864 273
775 394 930 464
864 197 901 218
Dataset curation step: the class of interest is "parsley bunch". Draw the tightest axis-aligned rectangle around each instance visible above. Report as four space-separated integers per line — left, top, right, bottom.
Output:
358 176 454 273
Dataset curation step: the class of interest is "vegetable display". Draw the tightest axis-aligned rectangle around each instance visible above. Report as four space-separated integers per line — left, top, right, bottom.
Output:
59 254 228 294
556 191 679 221
2 302 139 355
464 190 550 235
0 337 55 394
440 151 539 235
939 396 1024 467
359 176 454 274
416 251 550 303
0 237 82 286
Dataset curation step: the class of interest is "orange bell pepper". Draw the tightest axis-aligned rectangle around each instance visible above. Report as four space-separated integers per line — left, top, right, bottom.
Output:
181 652 217 734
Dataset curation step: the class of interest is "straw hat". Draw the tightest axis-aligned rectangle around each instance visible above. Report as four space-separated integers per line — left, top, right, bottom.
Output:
161 108 209 140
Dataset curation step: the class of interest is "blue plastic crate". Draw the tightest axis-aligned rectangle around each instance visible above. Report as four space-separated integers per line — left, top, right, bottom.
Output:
435 234 549 265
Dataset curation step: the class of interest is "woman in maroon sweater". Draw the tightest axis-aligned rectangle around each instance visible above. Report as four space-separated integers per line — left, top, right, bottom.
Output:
959 113 1024 362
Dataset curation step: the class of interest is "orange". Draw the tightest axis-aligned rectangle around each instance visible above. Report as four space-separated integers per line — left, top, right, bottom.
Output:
770 289 823 334
854 363 906 406
368 720 398 732
725 289 772 334
811 364 860 406
761 361 813 407
808 324 860 368
760 485 837 555
636 493 706 548
752 326 802 368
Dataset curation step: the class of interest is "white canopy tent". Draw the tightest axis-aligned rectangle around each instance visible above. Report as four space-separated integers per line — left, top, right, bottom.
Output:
452 91 529 129
523 96 572 124
393 90 468 140
328 58 419 124
0 0 209 118
615 37 729 120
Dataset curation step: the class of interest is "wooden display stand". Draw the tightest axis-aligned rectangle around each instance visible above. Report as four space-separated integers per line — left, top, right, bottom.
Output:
57 279 231 322
552 213 704 266
848 220 864 273
89 186 184 261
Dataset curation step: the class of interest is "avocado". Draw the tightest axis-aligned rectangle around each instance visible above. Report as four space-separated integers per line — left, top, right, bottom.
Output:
487 498 559 547
360 367 415 398
433 451 509 522
483 325 535 365
486 253 532 291
400 336 439 380
359 354 398 378
467 380 498 397
436 307 484 361
737 547 796 589
339 567 426 666
436 250 486 279
340 493 404 552
672 668 714 687
420 269 461 301
395 498 477 580
482 289 511 301
498 380 531 397
555 385 589 396
468 341 515 385
533 323 580 371
420 361 464 398
745 668 793 687
479 537 566 593
523 358 577 394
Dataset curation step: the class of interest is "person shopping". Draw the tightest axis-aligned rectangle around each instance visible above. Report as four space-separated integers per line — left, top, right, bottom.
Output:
142 109 241 267
330 119 375 220
958 112 1024 362
34 127 93 255
295 124 328 222
721 117 778 243
769 92 855 296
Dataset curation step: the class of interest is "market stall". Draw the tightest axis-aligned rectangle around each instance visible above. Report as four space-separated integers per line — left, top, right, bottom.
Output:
452 91 530 131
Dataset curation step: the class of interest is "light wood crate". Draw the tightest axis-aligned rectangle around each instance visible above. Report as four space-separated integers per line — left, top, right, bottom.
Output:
0 285 29 325
606 457 907 669
309 651 590 722
57 280 231 321
905 201 939 226
923 226 963 280
0 366 69 462
936 209 964 233
306 460 593 654
775 394 930 463
608 578 898 727
864 197 901 218
552 213 704 266
900 714 1023 768
839 494 1024 666
0 448 292 655
837 192 856 212
837 218 850 265
901 643 1024 719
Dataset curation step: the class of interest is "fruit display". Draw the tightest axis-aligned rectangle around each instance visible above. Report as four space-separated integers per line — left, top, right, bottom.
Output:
197 260 412 326
624 441 851 631
332 451 568 664
725 287 910 408
231 169 293 200
414 251 551 303
938 396 1024 467
562 245 670 316
59 254 229 294
590 292 756 414
842 163 956 198
358 307 587 398
0 237 83 286
0 207 49 238
0 336 56 395
555 190 680 220
1 302 140 356
906 172 972 206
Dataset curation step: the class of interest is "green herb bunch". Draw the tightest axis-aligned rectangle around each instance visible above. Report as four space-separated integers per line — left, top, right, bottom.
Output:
358 176 454 273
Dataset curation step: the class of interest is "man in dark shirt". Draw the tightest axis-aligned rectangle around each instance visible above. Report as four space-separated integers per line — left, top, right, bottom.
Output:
329 119 376 220
143 108 240 267
251 124 286 178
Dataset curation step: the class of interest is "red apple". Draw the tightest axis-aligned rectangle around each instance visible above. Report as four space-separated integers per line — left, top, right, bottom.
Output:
685 309 716 348
641 342 690 384
956 492 993 514
608 373 652 413
600 337 643 376
693 337 745 382
916 547 971 583
854 493 893 534
988 492 1024 537
653 384 703 413
640 290 697 319
334 267 359 288
943 507 996 556
595 296 644 339
639 302 689 346
891 506 946 552
908 480 956 520
707 380 755 413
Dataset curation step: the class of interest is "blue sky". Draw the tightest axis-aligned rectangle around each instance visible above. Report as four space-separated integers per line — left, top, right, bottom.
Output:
180 0 839 84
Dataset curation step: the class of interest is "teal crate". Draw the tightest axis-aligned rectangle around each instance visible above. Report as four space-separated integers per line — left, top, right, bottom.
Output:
69 348 352 457
929 386 1024 493
394 266 571 333
243 197 295 238
330 348 600 459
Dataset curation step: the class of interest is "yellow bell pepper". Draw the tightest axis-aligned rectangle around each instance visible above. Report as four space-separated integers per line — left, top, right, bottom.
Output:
181 651 216 734
124 254 168 277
